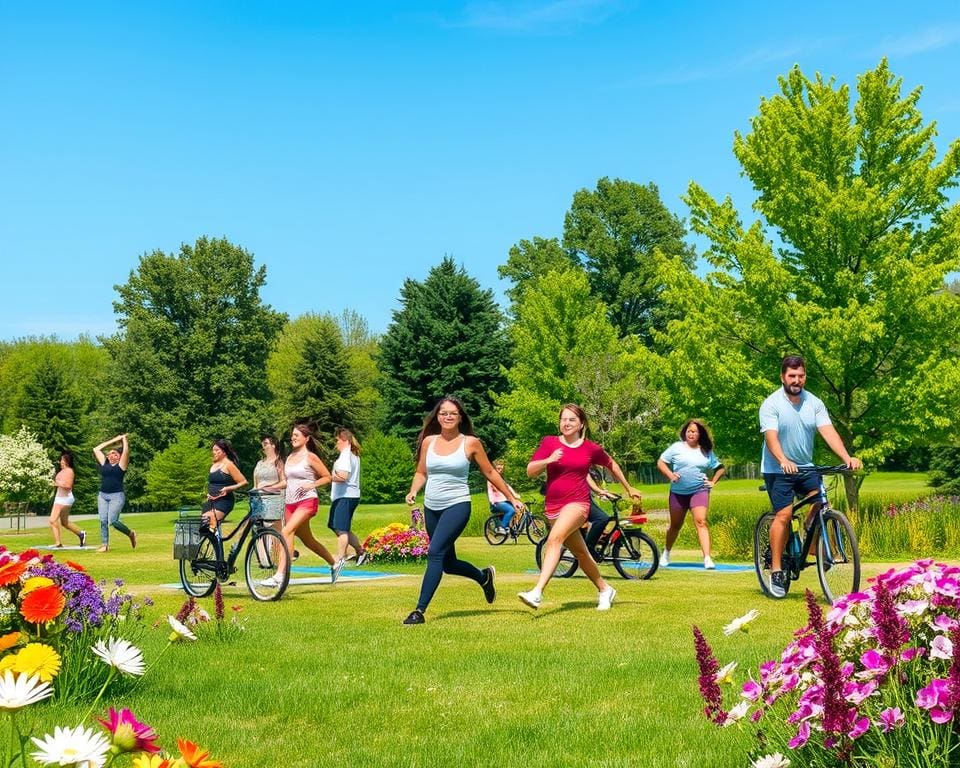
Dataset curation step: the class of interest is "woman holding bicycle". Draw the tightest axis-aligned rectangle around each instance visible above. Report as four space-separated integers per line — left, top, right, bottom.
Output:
488 460 519 534
656 419 725 570
261 423 339 589
201 439 247 530
402 396 525 626
518 403 641 612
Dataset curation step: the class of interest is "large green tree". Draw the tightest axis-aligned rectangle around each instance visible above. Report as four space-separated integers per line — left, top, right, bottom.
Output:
103 237 286 480
497 268 659 471
656 60 960 510
266 313 364 450
496 237 577 309
378 257 510 453
563 177 695 342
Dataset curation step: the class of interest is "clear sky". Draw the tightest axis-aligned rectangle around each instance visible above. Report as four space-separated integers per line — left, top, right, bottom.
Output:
2 1 958 340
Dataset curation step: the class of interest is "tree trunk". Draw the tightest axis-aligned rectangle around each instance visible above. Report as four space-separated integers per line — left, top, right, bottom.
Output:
842 473 862 517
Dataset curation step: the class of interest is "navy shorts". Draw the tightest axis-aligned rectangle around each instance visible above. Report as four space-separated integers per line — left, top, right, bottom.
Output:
328 497 360 533
763 473 820 512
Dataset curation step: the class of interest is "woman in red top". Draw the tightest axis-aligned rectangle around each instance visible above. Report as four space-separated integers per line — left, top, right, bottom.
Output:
518 404 641 611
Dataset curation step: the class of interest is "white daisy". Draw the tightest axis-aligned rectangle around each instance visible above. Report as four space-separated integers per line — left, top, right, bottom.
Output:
751 753 790 768
0 670 53 710
31 725 111 768
91 637 145 676
167 615 197 642
714 661 737 684
722 700 750 726
723 609 760 636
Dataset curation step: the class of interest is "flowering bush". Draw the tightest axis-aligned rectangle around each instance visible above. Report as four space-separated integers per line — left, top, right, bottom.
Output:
361 509 430 562
693 560 960 767
0 547 150 703
0 426 55 504
172 584 247 642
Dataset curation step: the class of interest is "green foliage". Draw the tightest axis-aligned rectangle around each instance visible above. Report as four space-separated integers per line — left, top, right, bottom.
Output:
929 446 960 494
103 236 287 478
360 432 412 503
655 60 960 512
142 430 211 509
378 257 510 453
266 313 365 445
335 309 384 436
497 268 657 469
497 236 577 309
563 177 695 342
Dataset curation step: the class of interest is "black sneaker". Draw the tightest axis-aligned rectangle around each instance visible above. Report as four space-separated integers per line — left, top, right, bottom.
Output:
403 609 425 625
769 570 787 598
482 566 496 604
78 531 86 548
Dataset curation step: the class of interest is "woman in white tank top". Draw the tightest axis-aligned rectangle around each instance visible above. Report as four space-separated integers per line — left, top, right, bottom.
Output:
49 451 85 548
401 397 526 625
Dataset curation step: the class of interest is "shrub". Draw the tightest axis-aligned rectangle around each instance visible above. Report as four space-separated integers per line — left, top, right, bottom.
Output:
0 426 55 504
142 431 210 509
693 561 960 766
361 432 412 503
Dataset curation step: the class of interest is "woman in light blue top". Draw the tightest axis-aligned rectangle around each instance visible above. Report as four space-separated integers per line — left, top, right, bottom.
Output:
656 419 725 569
402 396 526 625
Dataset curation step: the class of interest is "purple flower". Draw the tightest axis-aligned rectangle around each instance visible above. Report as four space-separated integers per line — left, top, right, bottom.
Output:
848 715 870 740
871 579 908 654
916 679 953 723
692 625 727 725
787 720 810 748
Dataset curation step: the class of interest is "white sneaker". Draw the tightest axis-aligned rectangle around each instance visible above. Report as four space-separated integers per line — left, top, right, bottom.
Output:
518 590 542 609
597 585 617 611
495 527 508 535
331 558 345 584
661 549 670 567
704 556 716 570
259 576 280 588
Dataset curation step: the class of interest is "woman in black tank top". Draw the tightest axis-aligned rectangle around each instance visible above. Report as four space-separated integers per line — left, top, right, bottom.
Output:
201 439 247 529
93 434 136 552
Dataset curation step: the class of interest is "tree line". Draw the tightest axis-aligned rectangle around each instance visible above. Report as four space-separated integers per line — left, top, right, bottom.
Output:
2 60 959 513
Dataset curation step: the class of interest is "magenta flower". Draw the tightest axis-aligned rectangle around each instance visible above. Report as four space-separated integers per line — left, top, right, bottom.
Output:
859 649 892 678
97 707 160 754
692 625 727 725
916 679 953 723
872 579 908 653
742 679 762 702
877 707 905 733
848 715 870 740
787 720 810 748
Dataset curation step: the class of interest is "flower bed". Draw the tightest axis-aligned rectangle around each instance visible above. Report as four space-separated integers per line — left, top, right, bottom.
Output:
361 508 429 562
694 560 960 766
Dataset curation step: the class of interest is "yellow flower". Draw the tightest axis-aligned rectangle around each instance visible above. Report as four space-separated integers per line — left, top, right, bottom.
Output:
0 655 16 673
20 577 54 595
133 754 182 768
12 643 61 682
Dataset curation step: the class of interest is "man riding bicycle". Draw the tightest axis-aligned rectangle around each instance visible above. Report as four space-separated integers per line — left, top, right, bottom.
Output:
760 355 862 598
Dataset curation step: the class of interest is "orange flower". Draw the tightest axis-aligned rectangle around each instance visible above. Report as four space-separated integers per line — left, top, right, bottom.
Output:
0 632 20 652
65 561 86 572
0 560 27 586
20 584 66 624
177 739 223 768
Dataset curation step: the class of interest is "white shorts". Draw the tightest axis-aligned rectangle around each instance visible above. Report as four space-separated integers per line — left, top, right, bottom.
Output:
54 493 75 507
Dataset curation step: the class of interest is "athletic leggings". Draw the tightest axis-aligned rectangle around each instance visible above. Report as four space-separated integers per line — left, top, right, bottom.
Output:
416 501 485 612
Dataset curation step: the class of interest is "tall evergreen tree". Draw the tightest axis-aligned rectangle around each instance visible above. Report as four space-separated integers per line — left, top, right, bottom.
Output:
378 257 510 453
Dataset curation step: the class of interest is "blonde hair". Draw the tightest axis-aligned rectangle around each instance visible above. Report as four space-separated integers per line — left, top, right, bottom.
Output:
338 429 361 457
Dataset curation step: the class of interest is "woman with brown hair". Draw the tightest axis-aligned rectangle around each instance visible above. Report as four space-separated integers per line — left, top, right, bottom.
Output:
518 404 641 611
402 396 525 625
49 451 85 548
329 428 367 569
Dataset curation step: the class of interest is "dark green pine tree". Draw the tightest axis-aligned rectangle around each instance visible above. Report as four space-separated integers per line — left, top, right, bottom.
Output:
378 257 510 455
16 360 84 462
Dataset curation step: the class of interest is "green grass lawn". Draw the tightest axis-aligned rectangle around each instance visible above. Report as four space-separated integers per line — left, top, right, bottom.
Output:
1 473 948 767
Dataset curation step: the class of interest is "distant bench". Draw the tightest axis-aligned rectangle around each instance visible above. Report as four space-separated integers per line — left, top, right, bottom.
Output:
1 502 29 532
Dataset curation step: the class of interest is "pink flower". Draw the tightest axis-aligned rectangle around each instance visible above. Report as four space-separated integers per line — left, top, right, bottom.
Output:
877 707 905 733
858 649 892 678
930 635 954 661
742 679 762 702
916 679 954 723
842 679 877 705
848 715 870 740
97 707 160 754
787 720 810 748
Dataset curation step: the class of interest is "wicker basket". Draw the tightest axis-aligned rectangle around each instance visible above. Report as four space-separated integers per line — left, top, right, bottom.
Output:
173 517 203 560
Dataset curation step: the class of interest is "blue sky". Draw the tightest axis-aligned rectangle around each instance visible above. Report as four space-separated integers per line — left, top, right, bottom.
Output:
2 1 959 340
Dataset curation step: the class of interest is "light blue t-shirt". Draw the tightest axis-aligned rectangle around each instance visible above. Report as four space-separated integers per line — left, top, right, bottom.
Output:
759 387 832 474
659 441 721 494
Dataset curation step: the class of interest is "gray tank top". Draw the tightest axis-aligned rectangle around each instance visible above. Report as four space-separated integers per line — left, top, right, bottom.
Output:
424 436 471 508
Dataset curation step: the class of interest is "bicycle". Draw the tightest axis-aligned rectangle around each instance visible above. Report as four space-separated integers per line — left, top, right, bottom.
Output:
174 490 291 601
483 501 548 545
534 495 659 580
753 464 860 604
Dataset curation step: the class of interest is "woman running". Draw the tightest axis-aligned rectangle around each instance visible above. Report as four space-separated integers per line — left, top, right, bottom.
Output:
49 451 84 548
402 396 525 626
518 403 641 611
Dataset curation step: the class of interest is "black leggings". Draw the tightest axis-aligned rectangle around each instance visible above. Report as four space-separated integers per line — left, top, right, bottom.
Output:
416 501 485 612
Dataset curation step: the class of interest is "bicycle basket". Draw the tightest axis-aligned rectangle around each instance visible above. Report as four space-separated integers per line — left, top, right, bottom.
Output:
249 493 283 522
173 517 203 560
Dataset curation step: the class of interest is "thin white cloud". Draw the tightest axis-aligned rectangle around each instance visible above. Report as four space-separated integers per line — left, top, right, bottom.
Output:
447 0 626 34
653 43 808 86
881 23 960 57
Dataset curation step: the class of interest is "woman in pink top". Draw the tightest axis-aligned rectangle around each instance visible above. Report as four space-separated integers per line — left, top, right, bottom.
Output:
518 404 641 611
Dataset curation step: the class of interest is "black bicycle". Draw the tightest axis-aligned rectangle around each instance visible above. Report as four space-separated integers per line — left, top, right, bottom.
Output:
753 465 860 604
174 490 291 601
483 501 548 545
534 496 659 580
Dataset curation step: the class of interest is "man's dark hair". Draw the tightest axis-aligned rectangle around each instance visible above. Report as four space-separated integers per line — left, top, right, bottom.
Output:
781 355 806 374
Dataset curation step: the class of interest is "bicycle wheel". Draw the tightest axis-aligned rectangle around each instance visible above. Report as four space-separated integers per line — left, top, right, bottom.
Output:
525 514 548 545
179 530 219 597
245 527 290 602
753 512 790 598
816 510 860 605
612 530 659 580
483 514 509 545
535 537 578 578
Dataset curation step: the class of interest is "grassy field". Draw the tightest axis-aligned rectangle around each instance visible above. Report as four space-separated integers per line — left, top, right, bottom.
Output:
1 473 950 767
